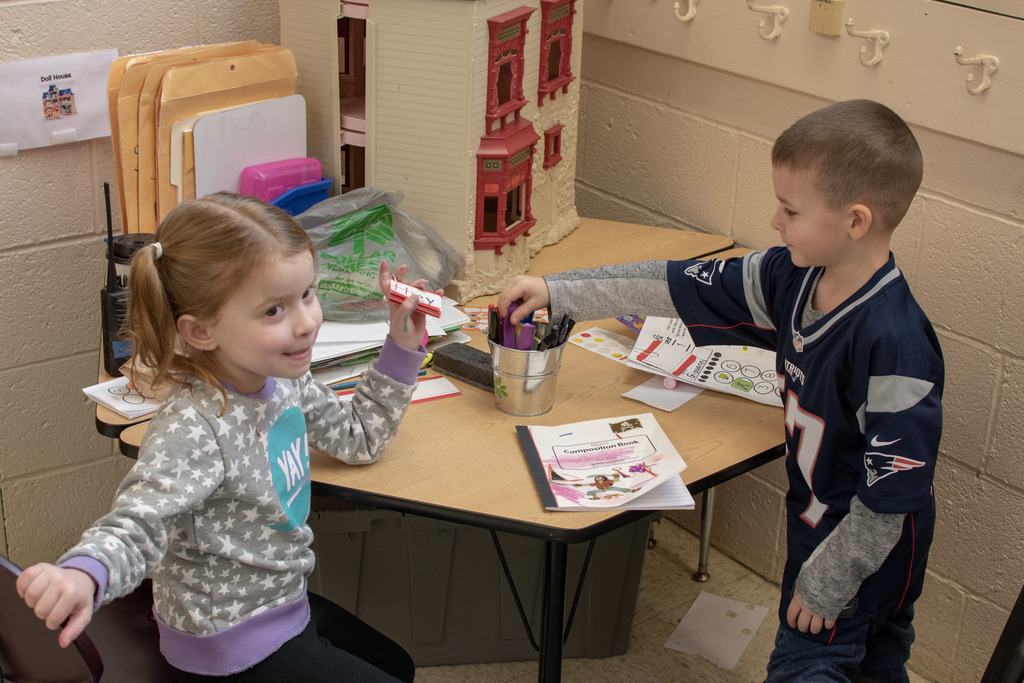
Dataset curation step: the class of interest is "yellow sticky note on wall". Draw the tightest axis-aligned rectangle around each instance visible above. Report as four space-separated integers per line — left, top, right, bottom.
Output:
809 0 845 36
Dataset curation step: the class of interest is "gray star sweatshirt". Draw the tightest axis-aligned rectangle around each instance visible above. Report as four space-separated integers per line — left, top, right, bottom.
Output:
59 339 424 675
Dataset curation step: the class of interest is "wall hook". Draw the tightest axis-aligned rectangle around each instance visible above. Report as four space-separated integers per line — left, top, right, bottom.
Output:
844 19 889 67
954 46 999 95
673 0 699 22
747 1 788 40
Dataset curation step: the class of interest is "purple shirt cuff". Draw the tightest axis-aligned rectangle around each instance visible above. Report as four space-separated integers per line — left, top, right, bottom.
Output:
58 556 108 612
375 336 427 386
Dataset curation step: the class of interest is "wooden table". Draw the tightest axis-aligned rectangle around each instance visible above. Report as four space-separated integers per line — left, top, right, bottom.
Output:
107 219 784 682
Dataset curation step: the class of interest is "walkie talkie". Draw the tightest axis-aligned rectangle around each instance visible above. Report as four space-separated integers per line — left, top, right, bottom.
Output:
101 182 130 377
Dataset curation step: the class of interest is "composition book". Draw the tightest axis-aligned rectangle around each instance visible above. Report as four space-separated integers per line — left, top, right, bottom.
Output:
516 413 694 511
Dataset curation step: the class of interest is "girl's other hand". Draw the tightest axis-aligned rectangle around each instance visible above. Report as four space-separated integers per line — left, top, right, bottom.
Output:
378 261 434 351
16 563 97 648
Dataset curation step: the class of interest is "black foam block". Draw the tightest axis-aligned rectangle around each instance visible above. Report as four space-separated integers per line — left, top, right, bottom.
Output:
432 343 493 392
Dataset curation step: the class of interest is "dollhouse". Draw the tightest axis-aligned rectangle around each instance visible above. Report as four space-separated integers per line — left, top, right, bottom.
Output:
279 0 582 302
42 84 77 120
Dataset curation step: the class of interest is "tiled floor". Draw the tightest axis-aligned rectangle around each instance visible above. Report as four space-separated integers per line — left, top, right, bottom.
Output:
415 518 933 683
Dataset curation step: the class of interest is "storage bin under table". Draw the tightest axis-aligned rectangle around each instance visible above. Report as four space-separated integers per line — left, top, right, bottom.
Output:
308 508 652 666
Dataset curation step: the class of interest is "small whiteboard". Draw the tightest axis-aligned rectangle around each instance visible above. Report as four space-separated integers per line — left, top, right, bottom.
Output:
192 94 307 197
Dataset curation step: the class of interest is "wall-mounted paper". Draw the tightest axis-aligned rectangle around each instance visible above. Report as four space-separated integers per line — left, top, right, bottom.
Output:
0 49 118 156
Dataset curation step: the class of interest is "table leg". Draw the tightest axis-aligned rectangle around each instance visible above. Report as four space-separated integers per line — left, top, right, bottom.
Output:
692 487 715 582
539 540 568 682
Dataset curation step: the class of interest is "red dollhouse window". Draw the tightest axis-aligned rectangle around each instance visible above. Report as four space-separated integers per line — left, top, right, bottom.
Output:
543 124 563 168
538 0 576 105
474 119 540 254
486 7 535 134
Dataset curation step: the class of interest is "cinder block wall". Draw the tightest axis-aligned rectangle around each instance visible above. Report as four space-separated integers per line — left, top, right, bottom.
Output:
2 5 1020 683
0 1 281 564
576 33 1024 683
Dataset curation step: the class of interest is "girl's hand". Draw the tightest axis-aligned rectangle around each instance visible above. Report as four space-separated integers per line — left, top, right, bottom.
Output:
16 563 97 648
498 275 550 324
379 261 435 351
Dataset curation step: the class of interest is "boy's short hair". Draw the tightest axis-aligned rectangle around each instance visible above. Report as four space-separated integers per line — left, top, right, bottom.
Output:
771 99 923 230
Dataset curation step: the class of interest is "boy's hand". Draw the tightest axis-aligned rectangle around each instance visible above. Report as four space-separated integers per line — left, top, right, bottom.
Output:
498 275 550 324
16 563 97 648
786 590 836 635
379 261 433 351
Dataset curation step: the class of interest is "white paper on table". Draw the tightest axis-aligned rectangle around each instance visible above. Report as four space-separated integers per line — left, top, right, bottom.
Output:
312 364 370 386
623 375 703 412
664 590 769 670
83 377 163 419
424 313 447 339
567 326 634 363
336 375 460 404
316 320 388 344
428 330 470 350
312 332 470 386
316 316 445 344
629 317 782 407
311 338 381 364
438 297 470 330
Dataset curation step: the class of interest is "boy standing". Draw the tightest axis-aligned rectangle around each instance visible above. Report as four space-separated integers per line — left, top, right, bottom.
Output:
499 99 943 681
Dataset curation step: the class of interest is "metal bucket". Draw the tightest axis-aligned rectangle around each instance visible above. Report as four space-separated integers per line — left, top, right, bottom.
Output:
488 339 565 416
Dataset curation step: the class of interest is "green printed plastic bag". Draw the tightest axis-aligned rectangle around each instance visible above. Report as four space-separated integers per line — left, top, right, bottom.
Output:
296 187 463 323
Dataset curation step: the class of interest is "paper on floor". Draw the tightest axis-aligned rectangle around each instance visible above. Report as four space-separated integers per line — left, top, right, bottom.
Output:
664 590 769 670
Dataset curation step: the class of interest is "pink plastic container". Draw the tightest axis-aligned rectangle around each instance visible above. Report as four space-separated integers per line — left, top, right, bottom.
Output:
239 157 323 203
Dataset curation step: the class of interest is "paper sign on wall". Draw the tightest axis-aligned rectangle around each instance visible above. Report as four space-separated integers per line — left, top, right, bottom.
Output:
0 49 118 156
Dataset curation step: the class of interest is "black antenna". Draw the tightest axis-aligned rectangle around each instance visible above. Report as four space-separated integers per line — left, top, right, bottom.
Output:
104 182 118 292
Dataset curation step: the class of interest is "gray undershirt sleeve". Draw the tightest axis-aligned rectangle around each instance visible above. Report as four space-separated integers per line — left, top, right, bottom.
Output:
543 261 677 322
795 495 906 620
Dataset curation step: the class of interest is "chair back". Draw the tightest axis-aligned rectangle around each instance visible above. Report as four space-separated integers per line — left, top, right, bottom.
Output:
982 583 1024 683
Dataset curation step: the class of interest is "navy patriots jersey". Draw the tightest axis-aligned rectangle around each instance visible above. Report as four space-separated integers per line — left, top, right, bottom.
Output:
667 247 943 645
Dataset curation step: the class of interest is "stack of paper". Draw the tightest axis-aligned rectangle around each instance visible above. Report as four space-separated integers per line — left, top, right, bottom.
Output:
311 297 470 384
335 375 461 405
84 377 163 419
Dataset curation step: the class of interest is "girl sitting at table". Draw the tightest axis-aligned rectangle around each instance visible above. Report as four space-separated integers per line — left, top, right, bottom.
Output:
16 192 430 682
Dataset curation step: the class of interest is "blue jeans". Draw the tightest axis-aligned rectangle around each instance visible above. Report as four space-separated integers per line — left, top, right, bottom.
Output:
765 604 915 683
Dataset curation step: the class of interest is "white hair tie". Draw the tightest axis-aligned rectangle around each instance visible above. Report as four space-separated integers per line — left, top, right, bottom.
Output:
153 242 164 260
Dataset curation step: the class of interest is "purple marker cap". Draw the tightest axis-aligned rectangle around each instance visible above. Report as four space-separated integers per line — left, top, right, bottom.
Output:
516 322 535 350
503 302 519 349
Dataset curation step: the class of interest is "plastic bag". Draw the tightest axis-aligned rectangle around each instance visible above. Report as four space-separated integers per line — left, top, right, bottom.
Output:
295 187 464 323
